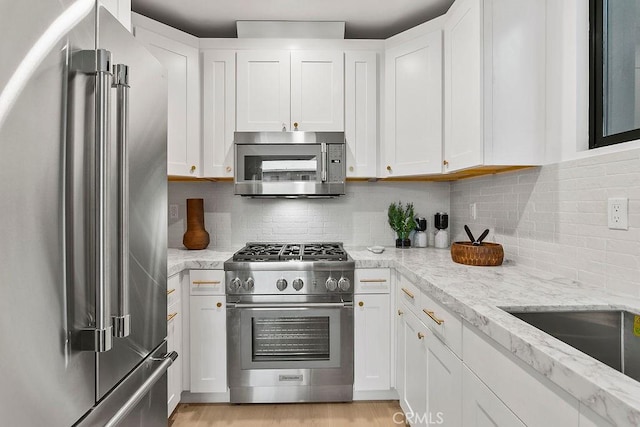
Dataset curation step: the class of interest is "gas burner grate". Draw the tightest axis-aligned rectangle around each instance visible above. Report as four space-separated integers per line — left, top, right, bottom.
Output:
233 242 348 262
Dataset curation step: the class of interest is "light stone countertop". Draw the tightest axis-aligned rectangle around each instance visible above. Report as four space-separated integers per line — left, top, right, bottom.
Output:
168 245 640 425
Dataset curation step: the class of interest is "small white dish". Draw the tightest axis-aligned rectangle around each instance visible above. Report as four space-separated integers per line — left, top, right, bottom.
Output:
367 246 385 254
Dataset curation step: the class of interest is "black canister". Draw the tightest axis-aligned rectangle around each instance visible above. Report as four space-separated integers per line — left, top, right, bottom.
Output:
434 212 449 230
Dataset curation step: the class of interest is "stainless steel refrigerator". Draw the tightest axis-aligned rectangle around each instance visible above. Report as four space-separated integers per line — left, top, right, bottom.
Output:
0 1 171 425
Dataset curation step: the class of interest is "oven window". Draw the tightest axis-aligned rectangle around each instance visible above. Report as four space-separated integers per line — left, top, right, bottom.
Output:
252 316 330 362
244 156 318 182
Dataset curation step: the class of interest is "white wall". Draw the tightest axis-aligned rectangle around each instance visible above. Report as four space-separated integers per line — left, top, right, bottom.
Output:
451 148 640 297
168 181 450 249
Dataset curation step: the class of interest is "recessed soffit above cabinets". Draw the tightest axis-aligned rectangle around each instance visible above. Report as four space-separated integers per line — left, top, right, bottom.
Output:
131 0 455 39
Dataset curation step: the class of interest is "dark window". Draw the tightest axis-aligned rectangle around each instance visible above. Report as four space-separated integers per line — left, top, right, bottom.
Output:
590 0 640 148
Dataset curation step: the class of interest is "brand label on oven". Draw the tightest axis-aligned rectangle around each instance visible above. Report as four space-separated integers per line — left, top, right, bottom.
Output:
279 374 303 382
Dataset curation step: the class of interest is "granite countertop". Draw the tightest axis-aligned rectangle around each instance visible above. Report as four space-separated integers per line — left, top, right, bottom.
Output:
168 246 640 425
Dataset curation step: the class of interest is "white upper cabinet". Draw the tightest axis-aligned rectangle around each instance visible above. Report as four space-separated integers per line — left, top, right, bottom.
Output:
384 29 443 177
236 50 344 132
236 50 291 132
133 16 201 177
100 0 131 31
291 51 344 131
202 50 236 178
345 51 378 178
443 0 546 173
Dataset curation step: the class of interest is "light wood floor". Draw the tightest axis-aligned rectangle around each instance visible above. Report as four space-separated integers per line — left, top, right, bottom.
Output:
169 401 406 426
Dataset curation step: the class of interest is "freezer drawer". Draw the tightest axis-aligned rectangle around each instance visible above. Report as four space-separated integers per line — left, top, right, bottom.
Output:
76 342 176 427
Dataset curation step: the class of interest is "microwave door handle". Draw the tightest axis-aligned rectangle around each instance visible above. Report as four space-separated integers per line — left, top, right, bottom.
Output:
112 64 131 338
321 142 328 182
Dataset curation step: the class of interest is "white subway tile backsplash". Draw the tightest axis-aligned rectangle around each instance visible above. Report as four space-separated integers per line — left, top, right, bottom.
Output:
169 181 450 249
451 148 640 296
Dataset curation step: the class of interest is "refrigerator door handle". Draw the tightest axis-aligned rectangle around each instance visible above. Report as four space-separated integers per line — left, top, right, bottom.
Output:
104 351 178 427
112 64 131 338
72 49 113 352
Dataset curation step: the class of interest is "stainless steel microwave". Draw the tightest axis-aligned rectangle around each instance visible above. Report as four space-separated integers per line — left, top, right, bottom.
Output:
234 131 346 197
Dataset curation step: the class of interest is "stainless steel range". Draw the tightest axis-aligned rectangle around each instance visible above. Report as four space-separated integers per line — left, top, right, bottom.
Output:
225 242 354 403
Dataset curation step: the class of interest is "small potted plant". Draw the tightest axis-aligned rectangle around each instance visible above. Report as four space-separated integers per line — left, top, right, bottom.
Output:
388 201 415 248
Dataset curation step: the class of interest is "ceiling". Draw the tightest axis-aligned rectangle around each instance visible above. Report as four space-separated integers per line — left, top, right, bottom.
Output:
131 0 455 39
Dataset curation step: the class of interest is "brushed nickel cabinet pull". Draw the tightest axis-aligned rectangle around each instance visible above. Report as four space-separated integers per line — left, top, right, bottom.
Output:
423 309 445 325
360 279 388 283
401 288 415 299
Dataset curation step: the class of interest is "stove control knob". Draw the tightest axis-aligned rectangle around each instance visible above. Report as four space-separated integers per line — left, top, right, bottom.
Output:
230 277 242 291
276 278 288 291
292 278 304 291
338 277 351 291
243 277 255 291
325 277 338 291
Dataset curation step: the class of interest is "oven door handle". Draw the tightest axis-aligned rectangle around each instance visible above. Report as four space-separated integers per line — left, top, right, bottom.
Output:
229 302 353 309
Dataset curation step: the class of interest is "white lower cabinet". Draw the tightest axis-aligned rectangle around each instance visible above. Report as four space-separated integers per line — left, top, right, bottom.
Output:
354 269 392 395
167 273 182 417
462 323 580 426
189 271 227 393
397 304 462 427
462 365 524 427
354 293 390 391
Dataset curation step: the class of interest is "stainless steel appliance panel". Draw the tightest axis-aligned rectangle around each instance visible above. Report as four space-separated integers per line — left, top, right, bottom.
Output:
234 131 346 197
227 297 353 403
77 342 172 427
0 2 97 425
2 2 168 424
96 6 168 399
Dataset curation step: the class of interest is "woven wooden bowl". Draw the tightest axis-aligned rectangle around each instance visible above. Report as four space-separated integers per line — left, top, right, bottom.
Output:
450 242 504 266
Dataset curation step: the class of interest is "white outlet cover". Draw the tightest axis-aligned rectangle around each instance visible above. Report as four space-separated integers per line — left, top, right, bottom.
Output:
608 197 628 230
169 204 179 220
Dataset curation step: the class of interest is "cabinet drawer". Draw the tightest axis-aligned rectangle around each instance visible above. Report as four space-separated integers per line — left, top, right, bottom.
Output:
463 324 579 426
190 270 225 295
397 275 421 315
419 291 462 357
354 268 391 294
167 300 180 325
167 274 181 307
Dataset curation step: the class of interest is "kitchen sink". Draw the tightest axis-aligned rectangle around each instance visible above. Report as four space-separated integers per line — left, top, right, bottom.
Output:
504 309 640 382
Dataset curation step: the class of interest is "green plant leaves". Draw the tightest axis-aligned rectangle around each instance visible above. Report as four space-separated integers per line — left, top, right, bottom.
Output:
388 201 415 239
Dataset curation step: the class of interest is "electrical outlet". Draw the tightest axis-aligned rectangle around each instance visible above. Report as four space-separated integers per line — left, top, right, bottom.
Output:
608 198 628 230
169 204 179 220
470 203 477 220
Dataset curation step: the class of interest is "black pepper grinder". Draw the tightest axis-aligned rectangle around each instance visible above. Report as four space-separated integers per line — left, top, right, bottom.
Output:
434 212 449 248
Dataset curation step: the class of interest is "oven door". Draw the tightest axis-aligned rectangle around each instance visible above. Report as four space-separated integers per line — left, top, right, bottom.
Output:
227 298 354 402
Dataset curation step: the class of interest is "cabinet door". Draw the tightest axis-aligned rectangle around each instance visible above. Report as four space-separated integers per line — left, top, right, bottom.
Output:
403 311 428 425
100 0 131 31
190 296 227 393
396 306 408 410
236 50 290 131
443 0 483 172
426 335 462 426
291 51 344 131
384 31 443 177
462 365 525 427
354 294 390 391
167 303 182 416
345 51 377 177
134 27 200 177
202 50 236 178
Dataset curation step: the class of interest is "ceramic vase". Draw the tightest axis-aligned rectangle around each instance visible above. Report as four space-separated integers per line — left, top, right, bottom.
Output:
183 198 210 250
